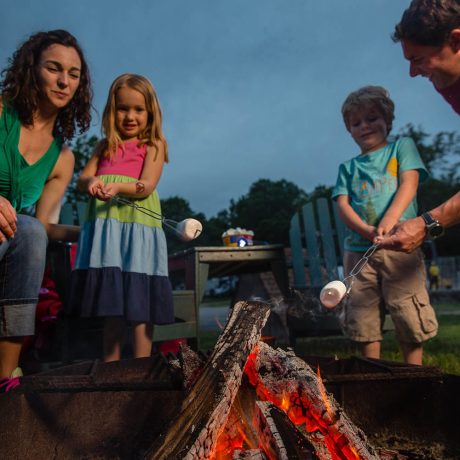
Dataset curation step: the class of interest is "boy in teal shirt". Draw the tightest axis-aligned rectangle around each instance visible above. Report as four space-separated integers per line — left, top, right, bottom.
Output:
333 86 437 365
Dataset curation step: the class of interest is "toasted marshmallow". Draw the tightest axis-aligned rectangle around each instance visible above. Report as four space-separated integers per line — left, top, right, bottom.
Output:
320 280 347 309
176 219 203 241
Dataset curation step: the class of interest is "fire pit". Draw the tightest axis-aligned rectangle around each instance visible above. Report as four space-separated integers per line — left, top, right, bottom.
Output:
0 301 458 459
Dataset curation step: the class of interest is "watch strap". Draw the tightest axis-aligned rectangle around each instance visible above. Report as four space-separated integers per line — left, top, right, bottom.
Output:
421 212 436 226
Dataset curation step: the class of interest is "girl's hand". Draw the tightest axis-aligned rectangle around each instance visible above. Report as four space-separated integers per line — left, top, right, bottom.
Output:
0 195 17 242
87 177 105 197
97 182 120 201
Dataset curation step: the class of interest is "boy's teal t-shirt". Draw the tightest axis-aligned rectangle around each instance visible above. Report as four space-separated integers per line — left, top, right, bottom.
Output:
332 137 428 252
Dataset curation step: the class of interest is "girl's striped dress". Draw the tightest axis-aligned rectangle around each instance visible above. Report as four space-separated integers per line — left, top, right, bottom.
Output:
69 140 174 324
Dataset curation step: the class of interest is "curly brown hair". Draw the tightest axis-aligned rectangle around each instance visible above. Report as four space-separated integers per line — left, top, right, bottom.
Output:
393 0 460 46
0 29 93 142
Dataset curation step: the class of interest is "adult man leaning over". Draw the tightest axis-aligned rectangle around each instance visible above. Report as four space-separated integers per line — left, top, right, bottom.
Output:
376 0 460 252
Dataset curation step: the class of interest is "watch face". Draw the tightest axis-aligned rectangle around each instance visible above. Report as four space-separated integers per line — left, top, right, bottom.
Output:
429 224 444 238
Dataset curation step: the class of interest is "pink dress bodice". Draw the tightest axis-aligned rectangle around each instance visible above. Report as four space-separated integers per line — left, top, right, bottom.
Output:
96 141 147 179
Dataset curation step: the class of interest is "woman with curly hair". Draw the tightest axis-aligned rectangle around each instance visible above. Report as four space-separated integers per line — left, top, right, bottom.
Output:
0 29 93 391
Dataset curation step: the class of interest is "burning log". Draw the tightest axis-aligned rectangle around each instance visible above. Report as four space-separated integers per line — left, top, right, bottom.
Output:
244 342 380 460
177 343 206 389
232 450 267 459
255 401 318 460
214 381 260 458
145 300 271 460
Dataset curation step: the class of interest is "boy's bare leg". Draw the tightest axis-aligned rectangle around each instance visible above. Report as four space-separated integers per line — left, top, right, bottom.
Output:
0 338 23 377
362 341 381 359
401 342 423 365
103 317 125 362
132 322 153 358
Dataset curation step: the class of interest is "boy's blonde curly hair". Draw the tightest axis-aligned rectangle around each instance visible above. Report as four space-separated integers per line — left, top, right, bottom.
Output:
341 85 395 133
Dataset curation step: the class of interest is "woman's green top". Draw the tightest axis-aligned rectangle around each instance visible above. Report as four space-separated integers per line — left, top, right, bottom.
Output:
0 104 62 211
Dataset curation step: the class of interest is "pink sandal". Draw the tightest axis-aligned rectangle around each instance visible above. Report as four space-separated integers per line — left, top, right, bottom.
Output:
0 376 20 393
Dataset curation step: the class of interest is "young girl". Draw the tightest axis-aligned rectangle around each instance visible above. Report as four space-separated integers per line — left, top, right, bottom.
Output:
69 74 174 362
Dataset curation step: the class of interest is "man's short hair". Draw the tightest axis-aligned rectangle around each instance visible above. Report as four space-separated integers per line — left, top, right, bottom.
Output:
342 86 395 133
393 0 460 46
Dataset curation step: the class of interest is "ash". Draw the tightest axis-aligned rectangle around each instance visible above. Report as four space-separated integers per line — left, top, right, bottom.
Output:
257 290 341 346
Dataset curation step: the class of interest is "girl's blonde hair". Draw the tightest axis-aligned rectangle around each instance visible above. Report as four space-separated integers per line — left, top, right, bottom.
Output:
341 85 395 133
101 73 168 161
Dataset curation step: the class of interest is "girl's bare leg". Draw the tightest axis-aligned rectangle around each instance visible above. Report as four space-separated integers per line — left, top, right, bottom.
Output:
0 338 23 377
103 317 125 362
362 341 381 359
132 322 153 358
401 342 423 365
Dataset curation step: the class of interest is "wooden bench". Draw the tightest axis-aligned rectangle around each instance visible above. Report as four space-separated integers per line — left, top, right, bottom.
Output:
48 201 199 361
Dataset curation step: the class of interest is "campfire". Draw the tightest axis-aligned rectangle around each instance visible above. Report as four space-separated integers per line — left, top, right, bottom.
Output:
1 300 458 459
147 301 399 460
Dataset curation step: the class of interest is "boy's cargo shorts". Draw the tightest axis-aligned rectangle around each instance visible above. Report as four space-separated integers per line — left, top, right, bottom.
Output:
342 248 438 344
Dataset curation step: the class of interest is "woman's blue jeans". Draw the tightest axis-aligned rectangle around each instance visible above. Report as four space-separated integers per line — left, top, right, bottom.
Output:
0 215 47 337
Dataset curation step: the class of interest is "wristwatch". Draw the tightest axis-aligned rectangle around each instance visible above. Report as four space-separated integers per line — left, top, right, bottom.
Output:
421 212 444 239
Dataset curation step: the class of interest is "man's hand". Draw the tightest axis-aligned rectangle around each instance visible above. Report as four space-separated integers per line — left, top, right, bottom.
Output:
0 196 17 243
374 216 426 252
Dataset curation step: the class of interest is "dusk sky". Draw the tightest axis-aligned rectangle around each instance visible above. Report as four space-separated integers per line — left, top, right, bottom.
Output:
2 0 459 217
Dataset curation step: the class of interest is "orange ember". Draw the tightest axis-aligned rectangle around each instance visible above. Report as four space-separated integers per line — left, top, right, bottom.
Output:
317 366 334 420
243 346 364 460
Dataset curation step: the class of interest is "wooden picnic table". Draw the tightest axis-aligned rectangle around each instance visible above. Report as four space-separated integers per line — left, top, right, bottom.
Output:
168 244 290 307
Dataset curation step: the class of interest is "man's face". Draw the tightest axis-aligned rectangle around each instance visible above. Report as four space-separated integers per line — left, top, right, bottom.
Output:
402 37 460 90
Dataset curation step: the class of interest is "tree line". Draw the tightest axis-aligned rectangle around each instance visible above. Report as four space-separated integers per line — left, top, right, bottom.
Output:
68 125 460 256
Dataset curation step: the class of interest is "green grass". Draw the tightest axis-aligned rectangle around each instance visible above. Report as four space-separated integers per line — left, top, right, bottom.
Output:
200 297 231 308
198 301 460 375
433 301 460 313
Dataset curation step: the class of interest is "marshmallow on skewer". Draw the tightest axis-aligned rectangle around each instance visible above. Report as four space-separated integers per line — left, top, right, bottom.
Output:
320 280 347 309
176 218 203 241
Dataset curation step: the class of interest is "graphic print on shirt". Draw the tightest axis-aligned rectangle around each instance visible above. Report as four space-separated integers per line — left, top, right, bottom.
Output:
365 197 378 226
351 157 399 204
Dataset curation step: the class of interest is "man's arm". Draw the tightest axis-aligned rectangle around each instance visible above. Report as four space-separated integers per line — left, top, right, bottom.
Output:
430 190 460 227
376 190 460 252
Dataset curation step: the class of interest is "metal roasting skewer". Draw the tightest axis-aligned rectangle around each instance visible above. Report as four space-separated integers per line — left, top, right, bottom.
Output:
320 243 379 308
110 195 199 239
342 243 379 293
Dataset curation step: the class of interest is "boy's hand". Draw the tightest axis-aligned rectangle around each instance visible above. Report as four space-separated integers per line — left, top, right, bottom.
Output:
363 224 377 241
375 216 397 238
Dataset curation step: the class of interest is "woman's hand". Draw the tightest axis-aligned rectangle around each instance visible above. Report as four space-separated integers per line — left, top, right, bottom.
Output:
0 196 17 242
